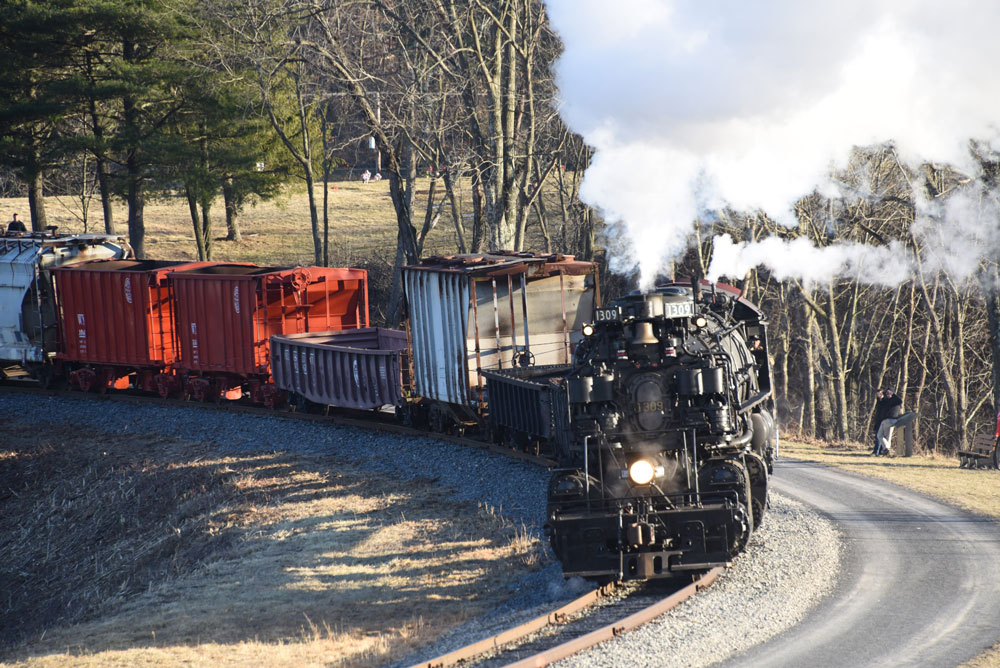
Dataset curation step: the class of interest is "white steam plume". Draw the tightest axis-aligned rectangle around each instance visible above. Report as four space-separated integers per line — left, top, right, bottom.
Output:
545 0 1000 287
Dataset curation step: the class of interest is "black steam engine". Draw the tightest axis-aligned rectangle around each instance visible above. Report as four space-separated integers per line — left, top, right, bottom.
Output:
484 280 775 581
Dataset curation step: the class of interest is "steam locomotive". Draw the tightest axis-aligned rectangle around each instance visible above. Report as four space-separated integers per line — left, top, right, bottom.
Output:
485 280 775 580
1 232 774 581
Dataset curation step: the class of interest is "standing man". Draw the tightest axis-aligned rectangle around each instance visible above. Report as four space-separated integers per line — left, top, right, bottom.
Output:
6 213 26 232
876 389 903 456
871 389 887 454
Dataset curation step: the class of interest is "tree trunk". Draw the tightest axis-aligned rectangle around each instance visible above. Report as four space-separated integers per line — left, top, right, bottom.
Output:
122 42 145 258
26 168 47 233
186 185 206 261
470 165 487 253
986 264 1000 418
95 158 114 235
222 176 241 242
200 199 212 261
125 155 144 258
442 168 467 254
917 271 963 451
88 93 115 235
533 198 551 253
320 106 331 266
499 5 518 250
825 283 849 440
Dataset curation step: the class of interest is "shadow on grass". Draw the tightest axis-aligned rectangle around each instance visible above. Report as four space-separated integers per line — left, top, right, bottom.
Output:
0 418 535 659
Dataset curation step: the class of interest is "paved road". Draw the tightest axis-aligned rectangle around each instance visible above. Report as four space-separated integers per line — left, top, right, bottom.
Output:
721 459 1000 668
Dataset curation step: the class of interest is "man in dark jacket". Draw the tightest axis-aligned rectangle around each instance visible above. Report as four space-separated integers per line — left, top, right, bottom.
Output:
872 390 888 454
6 213 26 232
875 389 903 455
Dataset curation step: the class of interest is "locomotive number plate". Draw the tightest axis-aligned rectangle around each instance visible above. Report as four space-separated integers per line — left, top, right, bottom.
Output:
663 301 695 318
594 307 621 322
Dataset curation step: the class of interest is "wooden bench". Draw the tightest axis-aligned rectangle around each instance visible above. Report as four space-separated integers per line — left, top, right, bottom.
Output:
958 433 999 469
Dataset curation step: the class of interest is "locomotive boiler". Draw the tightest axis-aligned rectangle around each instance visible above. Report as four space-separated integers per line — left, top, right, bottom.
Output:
485 279 776 580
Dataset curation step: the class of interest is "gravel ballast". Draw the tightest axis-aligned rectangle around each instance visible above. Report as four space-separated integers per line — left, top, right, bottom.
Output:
2 392 841 666
553 493 841 668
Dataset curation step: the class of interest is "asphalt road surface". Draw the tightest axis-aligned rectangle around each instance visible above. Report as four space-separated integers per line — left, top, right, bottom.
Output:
721 458 1000 668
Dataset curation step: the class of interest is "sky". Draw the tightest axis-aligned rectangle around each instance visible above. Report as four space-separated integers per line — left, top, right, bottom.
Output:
545 0 1000 288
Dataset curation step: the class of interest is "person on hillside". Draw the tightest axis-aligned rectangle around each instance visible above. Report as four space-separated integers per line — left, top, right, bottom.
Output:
875 389 903 456
6 213 26 233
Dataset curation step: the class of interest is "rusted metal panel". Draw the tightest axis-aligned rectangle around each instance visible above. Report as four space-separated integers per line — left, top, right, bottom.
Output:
170 264 369 378
0 233 131 364
53 260 209 367
403 253 598 410
271 328 408 409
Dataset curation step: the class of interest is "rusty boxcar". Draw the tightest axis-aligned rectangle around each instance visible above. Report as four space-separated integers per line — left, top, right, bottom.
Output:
270 328 409 410
169 264 369 403
402 252 599 431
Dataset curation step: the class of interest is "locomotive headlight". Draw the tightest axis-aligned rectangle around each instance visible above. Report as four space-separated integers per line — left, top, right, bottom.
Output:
694 316 707 329
582 324 595 337
629 459 655 485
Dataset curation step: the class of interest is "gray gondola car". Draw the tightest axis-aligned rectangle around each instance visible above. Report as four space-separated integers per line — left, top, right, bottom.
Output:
270 328 409 410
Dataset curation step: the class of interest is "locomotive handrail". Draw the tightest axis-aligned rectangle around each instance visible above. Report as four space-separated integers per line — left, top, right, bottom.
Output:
739 389 772 413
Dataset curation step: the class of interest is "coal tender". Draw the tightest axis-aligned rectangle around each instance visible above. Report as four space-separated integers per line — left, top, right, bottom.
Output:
485 280 776 581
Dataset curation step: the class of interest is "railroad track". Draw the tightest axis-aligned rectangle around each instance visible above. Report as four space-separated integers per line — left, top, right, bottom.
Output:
412 568 723 668
3 381 726 666
0 379 555 468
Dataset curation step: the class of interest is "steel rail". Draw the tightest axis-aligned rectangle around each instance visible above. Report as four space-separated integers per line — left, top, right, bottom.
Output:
505 567 723 668
0 381 557 468
2 381 727 667
410 584 617 668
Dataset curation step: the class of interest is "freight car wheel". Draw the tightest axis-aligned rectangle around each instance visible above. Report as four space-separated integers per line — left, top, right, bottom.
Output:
429 404 449 434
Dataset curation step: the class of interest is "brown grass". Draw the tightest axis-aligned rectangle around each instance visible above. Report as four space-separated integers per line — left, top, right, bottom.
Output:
780 438 1000 520
780 437 1000 667
0 177 564 269
0 419 547 667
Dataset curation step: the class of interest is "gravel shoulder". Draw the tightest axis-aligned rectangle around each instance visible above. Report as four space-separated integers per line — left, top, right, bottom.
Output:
551 491 841 668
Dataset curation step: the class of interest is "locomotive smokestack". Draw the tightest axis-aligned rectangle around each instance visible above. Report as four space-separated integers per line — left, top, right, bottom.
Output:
691 275 702 311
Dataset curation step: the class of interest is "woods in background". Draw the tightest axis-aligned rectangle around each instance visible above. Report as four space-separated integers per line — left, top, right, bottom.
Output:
1 1 999 452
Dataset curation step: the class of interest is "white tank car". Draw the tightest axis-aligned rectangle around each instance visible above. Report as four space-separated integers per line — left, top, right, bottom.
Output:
0 230 132 374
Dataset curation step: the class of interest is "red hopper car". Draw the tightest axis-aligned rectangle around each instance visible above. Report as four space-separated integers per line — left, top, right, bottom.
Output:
52 259 212 393
169 263 368 404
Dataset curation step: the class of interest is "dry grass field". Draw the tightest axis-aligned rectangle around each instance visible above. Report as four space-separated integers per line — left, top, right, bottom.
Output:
780 438 1000 520
0 180 456 268
0 419 545 668
0 176 562 270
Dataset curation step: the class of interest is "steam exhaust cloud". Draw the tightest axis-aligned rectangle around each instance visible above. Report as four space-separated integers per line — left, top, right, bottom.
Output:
545 0 1000 287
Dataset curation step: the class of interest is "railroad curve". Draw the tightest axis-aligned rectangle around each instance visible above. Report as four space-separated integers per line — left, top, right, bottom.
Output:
722 459 1000 668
